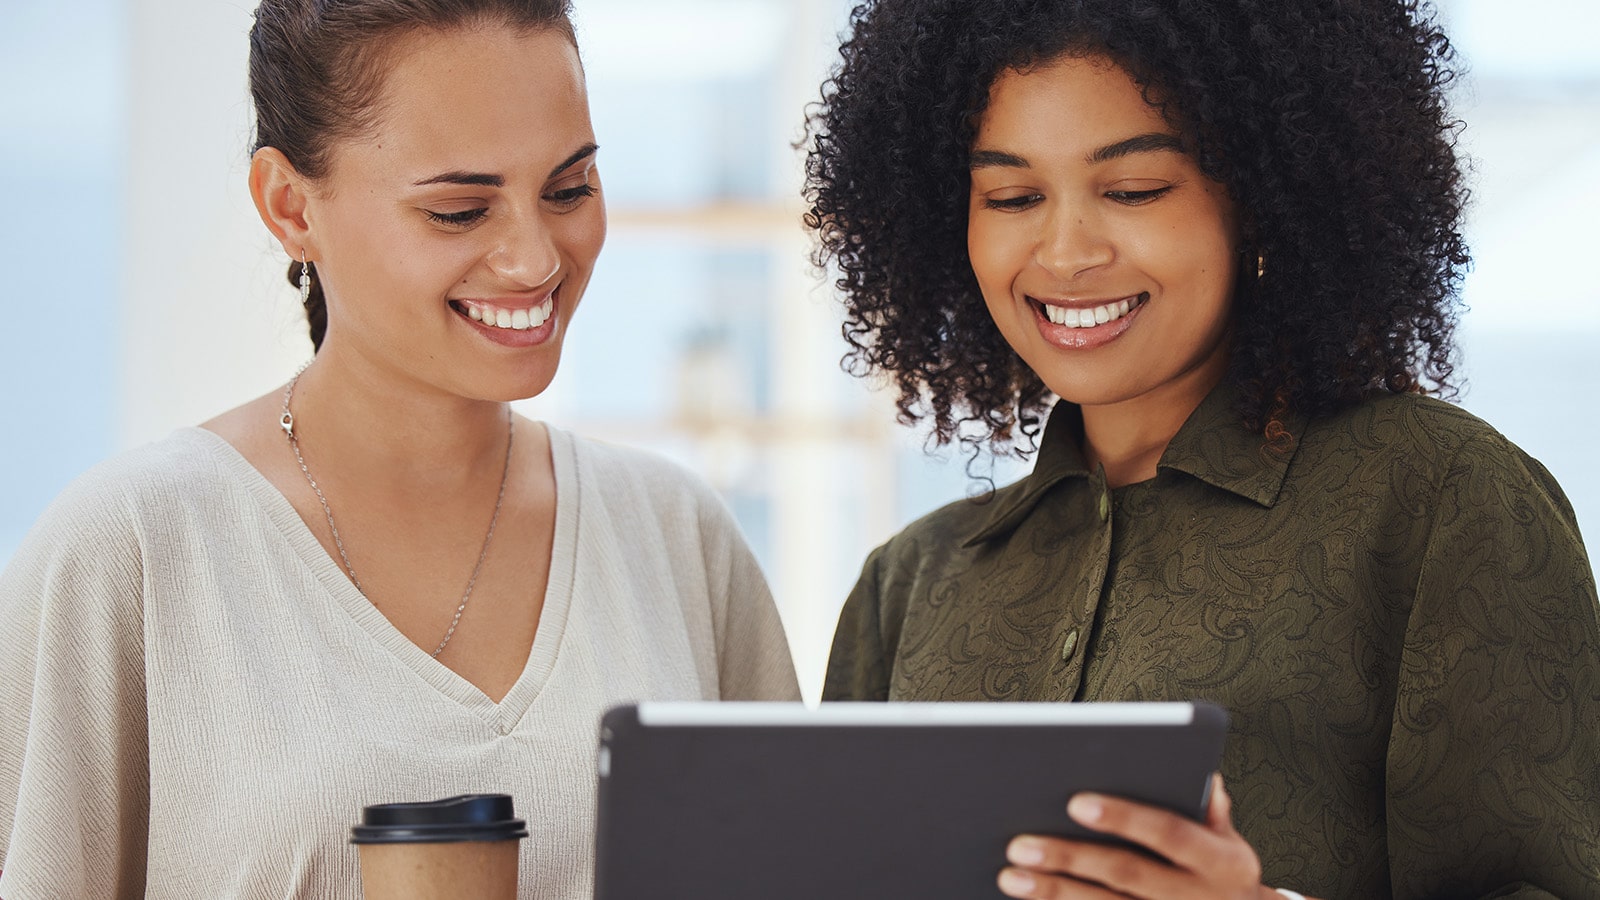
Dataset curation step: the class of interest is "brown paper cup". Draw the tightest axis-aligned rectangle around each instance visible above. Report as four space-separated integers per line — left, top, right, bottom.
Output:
351 794 527 900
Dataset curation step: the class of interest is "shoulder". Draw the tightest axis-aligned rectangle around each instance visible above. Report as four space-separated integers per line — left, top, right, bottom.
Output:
1308 392 1582 539
1313 391 1488 447
23 429 234 546
862 479 1025 583
0 431 231 630
1308 392 1551 485
549 426 739 531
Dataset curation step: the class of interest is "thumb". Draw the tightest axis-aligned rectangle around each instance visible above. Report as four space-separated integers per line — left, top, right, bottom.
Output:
1206 772 1237 834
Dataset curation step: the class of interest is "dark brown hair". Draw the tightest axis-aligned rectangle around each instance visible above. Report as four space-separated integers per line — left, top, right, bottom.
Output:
249 0 576 351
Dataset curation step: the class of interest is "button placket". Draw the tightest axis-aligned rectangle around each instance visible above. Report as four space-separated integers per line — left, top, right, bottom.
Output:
1058 471 1113 691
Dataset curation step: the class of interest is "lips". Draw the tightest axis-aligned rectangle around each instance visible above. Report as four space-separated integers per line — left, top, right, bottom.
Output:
1026 291 1150 350
449 286 562 347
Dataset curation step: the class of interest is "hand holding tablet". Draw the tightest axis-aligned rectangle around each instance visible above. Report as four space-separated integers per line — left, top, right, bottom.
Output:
999 773 1277 899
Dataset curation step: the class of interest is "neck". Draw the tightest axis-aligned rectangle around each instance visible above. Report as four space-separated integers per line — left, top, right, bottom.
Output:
1079 343 1229 489
285 347 512 494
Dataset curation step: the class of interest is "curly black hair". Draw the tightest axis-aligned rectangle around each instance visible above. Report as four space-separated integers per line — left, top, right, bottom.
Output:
803 0 1468 455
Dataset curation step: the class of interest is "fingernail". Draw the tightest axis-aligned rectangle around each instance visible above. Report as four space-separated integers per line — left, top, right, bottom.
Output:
1007 837 1046 866
1068 794 1104 823
998 868 1036 895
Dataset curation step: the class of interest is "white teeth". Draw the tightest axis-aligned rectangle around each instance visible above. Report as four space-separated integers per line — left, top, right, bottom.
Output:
458 298 556 331
1040 295 1143 329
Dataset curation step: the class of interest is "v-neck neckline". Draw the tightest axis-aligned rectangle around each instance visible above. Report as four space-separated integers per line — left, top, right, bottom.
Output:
183 424 580 734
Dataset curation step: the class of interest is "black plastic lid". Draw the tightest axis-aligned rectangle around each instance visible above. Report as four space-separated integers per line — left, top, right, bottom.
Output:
350 793 529 845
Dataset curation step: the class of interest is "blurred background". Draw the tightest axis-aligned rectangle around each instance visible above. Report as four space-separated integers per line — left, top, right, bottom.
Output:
2 0 1597 701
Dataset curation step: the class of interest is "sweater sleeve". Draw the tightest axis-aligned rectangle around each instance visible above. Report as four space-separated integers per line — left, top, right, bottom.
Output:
1386 433 1600 899
696 490 801 702
0 478 150 900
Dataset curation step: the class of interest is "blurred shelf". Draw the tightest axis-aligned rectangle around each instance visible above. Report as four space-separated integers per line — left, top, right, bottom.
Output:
607 201 810 242
556 413 897 445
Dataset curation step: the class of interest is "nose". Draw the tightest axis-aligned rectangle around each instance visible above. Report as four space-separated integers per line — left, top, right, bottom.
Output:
486 212 560 288
1033 204 1114 280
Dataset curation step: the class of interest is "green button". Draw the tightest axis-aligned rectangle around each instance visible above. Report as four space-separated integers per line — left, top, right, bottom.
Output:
1061 628 1080 661
1097 492 1110 522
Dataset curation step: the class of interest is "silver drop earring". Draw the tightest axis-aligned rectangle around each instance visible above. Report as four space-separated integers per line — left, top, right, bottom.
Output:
299 251 313 304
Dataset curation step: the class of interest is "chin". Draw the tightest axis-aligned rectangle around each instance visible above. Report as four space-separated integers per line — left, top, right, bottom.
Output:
501 361 564 404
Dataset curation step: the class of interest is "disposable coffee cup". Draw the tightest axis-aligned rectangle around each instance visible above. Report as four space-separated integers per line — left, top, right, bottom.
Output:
350 793 528 900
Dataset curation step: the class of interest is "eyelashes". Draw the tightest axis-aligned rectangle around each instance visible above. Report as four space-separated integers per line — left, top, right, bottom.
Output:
981 186 1175 213
423 182 600 229
547 183 598 205
983 194 1044 212
426 208 489 227
1105 186 1174 205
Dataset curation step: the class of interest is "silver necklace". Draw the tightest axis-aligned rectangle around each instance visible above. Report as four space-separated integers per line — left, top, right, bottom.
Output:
279 368 514 658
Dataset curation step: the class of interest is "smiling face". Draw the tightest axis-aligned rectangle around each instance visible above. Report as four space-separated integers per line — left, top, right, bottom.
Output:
297 22 604 401
967 54 1240 426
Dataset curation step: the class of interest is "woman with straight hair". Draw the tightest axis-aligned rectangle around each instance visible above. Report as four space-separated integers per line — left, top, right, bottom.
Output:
805 0 1600 897
0 1 798 897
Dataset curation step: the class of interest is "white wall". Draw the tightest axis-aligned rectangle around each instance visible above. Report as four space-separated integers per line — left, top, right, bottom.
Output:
121 0 310 449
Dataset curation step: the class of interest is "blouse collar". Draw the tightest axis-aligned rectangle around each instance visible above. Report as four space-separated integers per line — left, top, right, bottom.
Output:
963 380 1304 547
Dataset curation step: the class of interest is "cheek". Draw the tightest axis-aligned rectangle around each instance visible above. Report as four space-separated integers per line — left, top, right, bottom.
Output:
966 214 1017 293
1131 207 1237 294
327 202 448 281
559 207 607 269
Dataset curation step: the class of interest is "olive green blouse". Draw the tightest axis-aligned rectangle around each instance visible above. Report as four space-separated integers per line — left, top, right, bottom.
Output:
824 384 1600 898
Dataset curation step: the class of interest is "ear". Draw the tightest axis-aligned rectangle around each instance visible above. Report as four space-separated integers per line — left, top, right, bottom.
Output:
250 147 317 261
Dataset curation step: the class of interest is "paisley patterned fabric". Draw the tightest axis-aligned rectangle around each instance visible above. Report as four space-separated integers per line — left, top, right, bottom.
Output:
824 383 1600 898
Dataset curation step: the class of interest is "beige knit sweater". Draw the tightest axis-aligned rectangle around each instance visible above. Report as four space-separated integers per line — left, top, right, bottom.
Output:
0 425 800 899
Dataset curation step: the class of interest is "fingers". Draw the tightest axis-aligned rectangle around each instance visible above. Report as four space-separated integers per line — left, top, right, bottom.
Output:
1002 835 1190 899
997 862 1130 899
997 779 1265 899
1066 786 1262 888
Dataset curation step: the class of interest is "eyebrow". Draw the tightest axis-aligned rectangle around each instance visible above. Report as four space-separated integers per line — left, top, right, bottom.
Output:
968 132 1186 170
412 142 600 188
1086 132 1185 164
969 149 1029 170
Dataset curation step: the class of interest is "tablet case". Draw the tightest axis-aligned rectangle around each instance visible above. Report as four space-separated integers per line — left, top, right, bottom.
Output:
592 701 1228 899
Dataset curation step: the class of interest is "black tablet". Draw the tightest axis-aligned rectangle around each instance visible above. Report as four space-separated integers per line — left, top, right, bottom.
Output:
592 701 1229 899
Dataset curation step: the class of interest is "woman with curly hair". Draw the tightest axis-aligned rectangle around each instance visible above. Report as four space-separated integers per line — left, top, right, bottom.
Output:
805 0 1600 897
